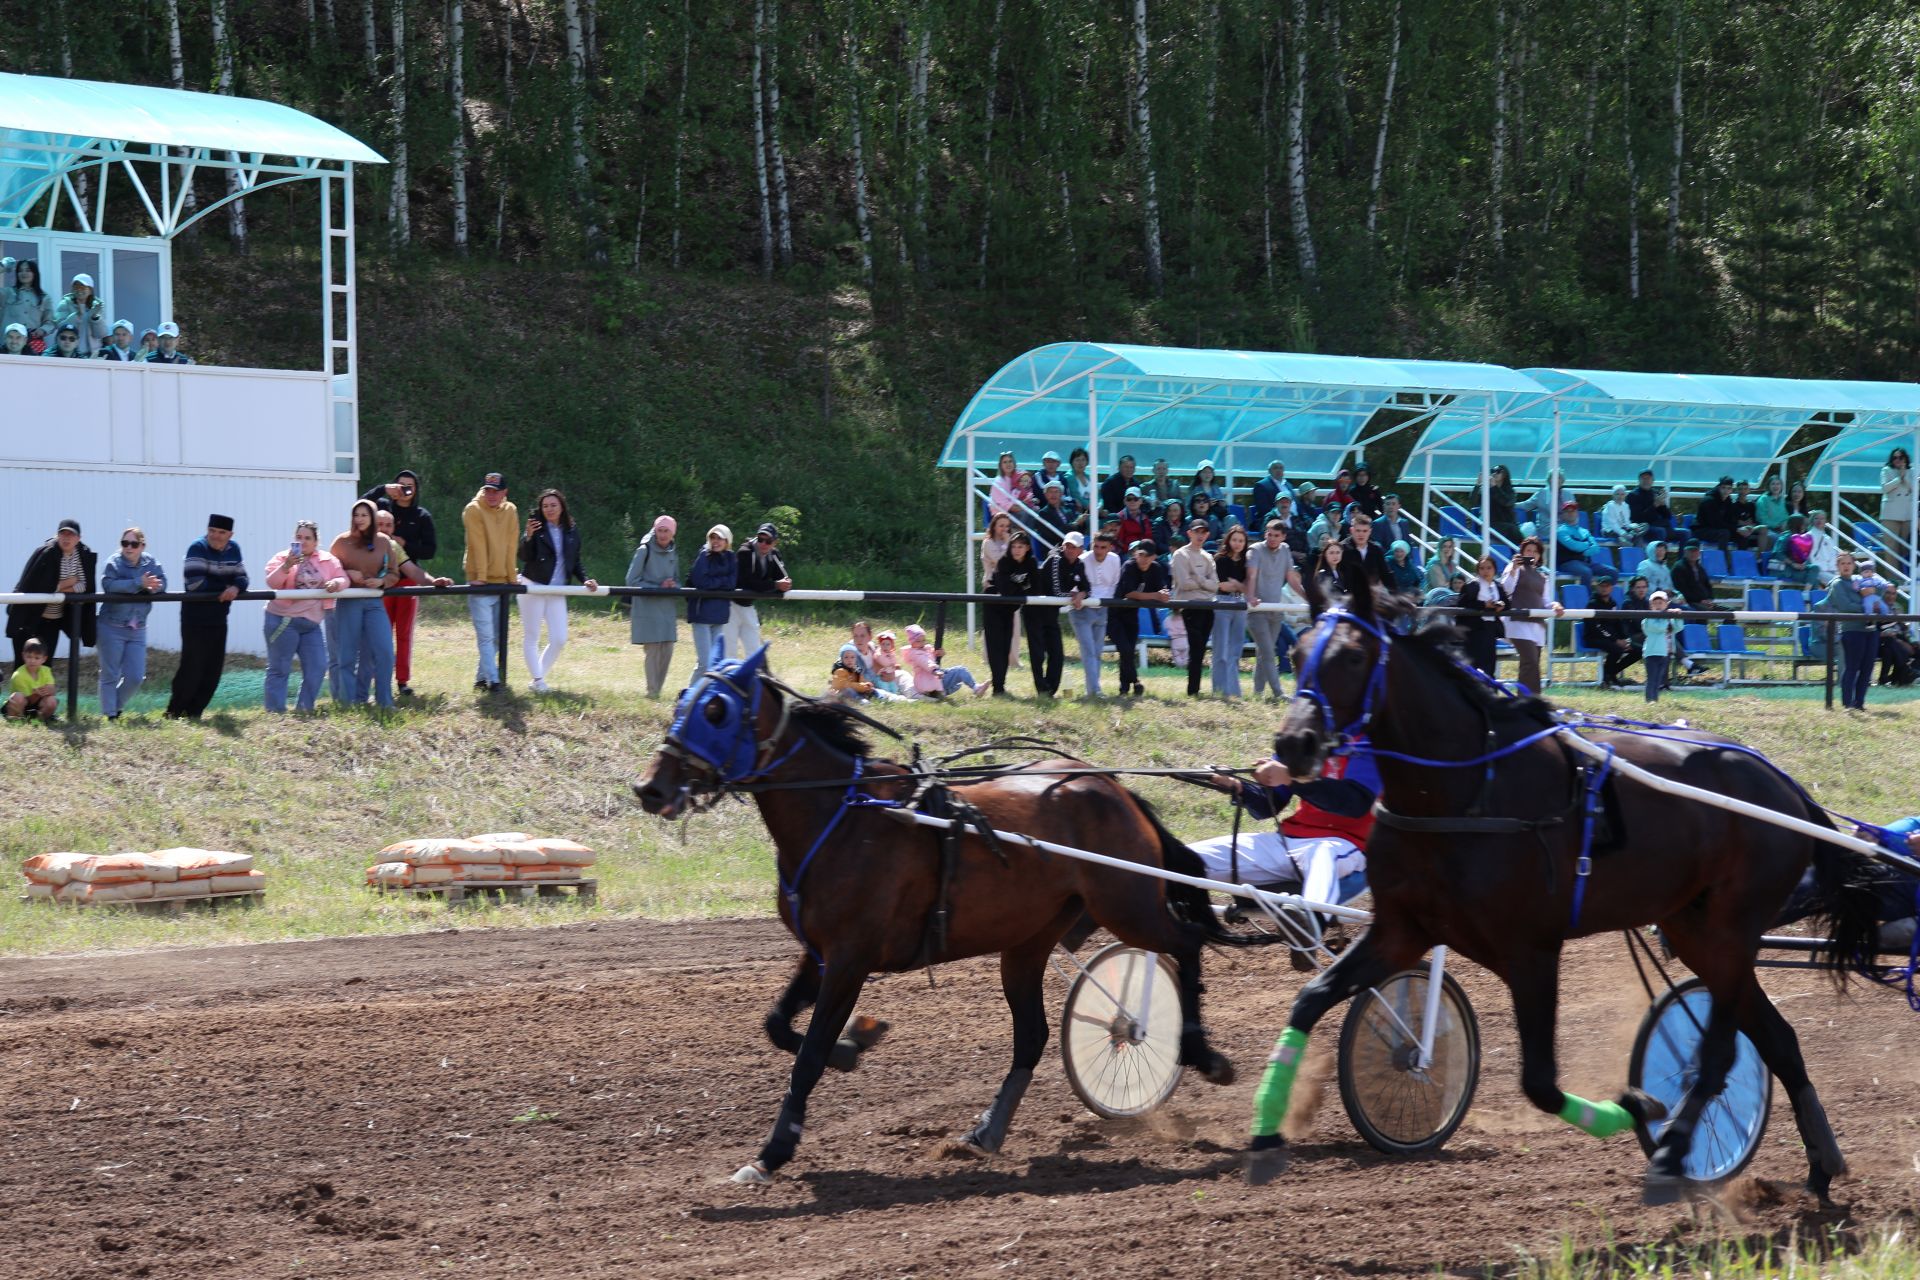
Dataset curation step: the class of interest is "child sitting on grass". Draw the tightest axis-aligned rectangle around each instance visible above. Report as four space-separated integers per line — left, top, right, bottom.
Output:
828 643 906 704
903 623 987 699
5 638 59 724
869 630 906 696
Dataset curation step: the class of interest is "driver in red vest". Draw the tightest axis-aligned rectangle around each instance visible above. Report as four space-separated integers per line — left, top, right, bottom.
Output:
1192 745 1379 909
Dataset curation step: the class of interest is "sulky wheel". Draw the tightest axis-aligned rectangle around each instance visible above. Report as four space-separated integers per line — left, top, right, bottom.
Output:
1337 966 1481 1154
1628 977 1771 1182
1059 943 1186 1119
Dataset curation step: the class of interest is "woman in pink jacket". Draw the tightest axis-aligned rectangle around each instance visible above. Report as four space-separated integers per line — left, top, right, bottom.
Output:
261 521 348 713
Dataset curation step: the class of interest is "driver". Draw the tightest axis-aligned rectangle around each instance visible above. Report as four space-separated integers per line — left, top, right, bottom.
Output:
1776 818 1920 952
1192 744 1379 910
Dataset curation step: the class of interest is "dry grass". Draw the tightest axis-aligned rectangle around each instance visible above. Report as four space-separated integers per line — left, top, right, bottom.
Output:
2 605 1916 957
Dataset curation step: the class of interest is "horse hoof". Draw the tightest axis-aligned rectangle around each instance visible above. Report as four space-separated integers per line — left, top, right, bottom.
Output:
936 1137 995 1161
1203 1054 1237 1087
1244 1142 1288 1187
844 1015 890 1050
731 1161 772 1185
828 1039 861 1072
1642 1165 1710 1207
1618 1086 1669 1127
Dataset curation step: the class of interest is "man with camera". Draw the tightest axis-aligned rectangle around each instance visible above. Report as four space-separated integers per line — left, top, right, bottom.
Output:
364 468 439 697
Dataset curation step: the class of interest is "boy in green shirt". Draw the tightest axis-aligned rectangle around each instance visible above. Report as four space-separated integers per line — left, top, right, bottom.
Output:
6 638 58 723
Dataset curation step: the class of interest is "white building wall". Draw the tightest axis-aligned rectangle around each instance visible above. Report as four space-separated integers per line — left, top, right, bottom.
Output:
2 466 359 655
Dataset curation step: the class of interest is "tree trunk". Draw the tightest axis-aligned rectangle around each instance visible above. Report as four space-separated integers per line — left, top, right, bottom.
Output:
211 0 247 252
847 32 875 287
1325 0 1352 162
1285 0 1317 282
910 18 931 276
765 0 793 268
363 0 379 78
749 0 773 277
1490 2 1508 255
164 0 197 222
560 0 599 253
1365 0 1402 238
306 0 318 50
1132 0 1163 293
450 0 467 253
1667 0 1684 260
1623 1 1639 300
1261 21 1276 286
321 0 335 41
669 0 690 269
584 0 598 69
976 0 1005 290
388 0 410 246
57 5 72 75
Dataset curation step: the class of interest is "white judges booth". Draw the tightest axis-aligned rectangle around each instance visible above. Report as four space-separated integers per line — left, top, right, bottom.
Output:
0 73 383 653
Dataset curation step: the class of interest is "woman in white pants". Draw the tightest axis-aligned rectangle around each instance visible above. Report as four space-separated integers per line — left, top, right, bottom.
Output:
516 489 598 692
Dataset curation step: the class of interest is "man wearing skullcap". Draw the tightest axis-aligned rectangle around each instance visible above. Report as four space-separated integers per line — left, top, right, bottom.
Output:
166 515 248 720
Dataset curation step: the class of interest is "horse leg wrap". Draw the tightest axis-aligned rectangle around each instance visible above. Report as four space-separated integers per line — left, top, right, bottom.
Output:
758 1098 807 1171
1790 1084 1848 1179
964 1068 1033 1154
1251 1028 1310 1139
1557 1091 1635 1140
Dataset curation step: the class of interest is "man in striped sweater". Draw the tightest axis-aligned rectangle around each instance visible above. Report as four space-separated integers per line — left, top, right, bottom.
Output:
165 515 248 720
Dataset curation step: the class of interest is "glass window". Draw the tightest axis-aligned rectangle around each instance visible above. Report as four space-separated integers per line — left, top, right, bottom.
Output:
111 249 163 336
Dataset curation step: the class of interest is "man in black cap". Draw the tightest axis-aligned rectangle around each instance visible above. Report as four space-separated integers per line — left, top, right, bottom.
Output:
1583 574 1642 688
725 522 792 659
363 468 438 696
166 515 249 720
7 518 96 672
1110 539 1171 696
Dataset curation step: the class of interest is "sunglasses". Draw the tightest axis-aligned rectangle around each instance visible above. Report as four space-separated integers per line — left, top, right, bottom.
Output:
756 536 773 544
120 540 143 548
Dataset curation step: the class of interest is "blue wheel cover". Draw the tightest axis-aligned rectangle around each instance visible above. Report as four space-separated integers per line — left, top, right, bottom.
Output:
1637 987 1770 1182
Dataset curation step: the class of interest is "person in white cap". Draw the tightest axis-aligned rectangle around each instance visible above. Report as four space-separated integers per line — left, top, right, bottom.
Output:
97 319 140 363
144 321 194 365
2 323 28 357
51 272 107 356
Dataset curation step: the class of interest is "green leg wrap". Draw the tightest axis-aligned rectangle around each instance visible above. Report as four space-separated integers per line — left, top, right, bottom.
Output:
1251 1027 1311 1138
1557 1092 1636 1139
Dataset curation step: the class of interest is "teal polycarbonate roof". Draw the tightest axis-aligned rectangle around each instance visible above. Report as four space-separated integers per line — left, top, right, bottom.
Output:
0 73 385 164
938 342 1548 476
1409 368 1920 489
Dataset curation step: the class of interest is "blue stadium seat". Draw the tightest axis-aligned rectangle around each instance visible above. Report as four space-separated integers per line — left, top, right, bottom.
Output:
1714 624 1770 680
1854 520 1885 550
1439 506 1475 540
1573 622 1601 654
1560 583 1590 610
1618 546 1647 574
1779 588 1807 613
1745 587 1774 611
1728 549 1759 579
1702 547 1732 576
1588 545 1616 570
1681 622 1713 654
1229 503 1249 527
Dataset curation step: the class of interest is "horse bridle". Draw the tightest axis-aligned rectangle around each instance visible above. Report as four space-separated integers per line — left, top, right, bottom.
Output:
1291 607 1392 749
657 668 803 812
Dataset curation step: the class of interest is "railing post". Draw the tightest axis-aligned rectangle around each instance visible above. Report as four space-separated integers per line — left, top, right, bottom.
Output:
496 590 509 687
1823 619 1836 710
65 605 81 724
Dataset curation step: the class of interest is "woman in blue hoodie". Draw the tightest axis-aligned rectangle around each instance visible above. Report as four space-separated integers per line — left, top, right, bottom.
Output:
98 526 167 718
687 524 739 676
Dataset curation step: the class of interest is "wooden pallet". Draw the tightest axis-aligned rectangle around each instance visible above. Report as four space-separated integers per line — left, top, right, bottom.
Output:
22 888 265 914
371 878 597 905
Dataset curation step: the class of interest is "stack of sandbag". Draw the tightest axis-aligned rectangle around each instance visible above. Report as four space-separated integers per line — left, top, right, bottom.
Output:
22 849 261 904
366 834 596 888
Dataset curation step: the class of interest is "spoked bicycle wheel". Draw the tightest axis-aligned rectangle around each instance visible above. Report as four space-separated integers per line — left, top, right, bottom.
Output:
1059 943 1186 1119
1337 966 1480 1154
1628 978 1771 1183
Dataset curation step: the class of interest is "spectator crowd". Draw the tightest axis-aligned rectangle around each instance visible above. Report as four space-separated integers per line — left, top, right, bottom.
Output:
3 448 1916 722
3 257 195 364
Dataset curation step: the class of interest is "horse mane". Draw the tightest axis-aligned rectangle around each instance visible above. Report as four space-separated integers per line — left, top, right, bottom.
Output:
1379 597 1560 727
786 698 875 759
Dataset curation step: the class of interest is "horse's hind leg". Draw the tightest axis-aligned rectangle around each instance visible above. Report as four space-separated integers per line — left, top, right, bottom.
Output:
1501 946 1665 1143
1732 973 1847 1202
959 932 1056 1156
1171 942 1235 1085
736 957 867 1183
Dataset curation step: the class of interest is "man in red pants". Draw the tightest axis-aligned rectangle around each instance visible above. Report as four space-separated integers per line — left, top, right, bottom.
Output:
364 469 438 697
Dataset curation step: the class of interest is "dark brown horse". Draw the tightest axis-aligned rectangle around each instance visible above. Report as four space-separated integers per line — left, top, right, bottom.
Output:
1248 576 1880 1200
631 648 1238 1183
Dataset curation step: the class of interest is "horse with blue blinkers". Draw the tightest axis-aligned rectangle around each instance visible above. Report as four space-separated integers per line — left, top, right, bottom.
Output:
1246 572 1881 1202
632 647 1242 1184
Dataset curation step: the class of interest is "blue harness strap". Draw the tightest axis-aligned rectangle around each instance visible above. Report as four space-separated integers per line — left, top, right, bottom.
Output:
777 757 905 969
1570 745 1615 930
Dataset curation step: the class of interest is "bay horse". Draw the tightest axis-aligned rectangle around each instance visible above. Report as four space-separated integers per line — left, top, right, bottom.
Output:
631 647 1241 1184
1245 576 1880 1201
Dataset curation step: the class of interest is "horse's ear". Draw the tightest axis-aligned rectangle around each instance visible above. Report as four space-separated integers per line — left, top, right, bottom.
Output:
1300 562 1328 617
738 644 771 681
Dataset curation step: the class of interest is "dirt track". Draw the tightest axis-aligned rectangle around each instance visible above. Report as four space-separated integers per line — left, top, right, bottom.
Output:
1 920 1915 1279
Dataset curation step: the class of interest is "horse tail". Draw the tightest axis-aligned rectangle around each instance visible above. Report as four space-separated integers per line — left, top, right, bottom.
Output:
1128 790 1275 949
1799 802 1884 987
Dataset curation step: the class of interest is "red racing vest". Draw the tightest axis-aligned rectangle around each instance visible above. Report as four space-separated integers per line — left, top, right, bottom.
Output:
1278 752 1376 846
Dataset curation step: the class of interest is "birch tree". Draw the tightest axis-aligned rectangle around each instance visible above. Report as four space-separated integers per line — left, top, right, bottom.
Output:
1668 0 1684 259
1132 0 1164 293
976 0 1005 290
363 0 379 78
1285 0 1317 282
1366 1 1403 238
210 0 247 253
750 0 774 277
388 0 409 246
846 29 875 287
909 14 932 276
561 0 598 251
1623 1 1640 299
449 0 468 254
164 0 197 221
765 0 793 268
1491 2 1509 255
669 0 691 269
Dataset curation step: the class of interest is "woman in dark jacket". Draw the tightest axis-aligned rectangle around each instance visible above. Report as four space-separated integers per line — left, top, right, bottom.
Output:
517 488 598 693
984 531 1040 695
1348 464 1385 519
687 524 738 676
8 519 97 667
1471 464 1523 547
1456 554 1508 678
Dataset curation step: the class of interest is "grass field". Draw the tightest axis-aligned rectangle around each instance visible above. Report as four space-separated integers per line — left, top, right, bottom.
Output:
4 602 1919 958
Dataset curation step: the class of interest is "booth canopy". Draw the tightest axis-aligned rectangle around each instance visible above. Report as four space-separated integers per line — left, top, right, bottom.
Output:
937 342 1547 478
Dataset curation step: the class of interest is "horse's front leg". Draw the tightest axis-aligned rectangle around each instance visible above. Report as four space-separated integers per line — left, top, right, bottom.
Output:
735 957 867 1183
